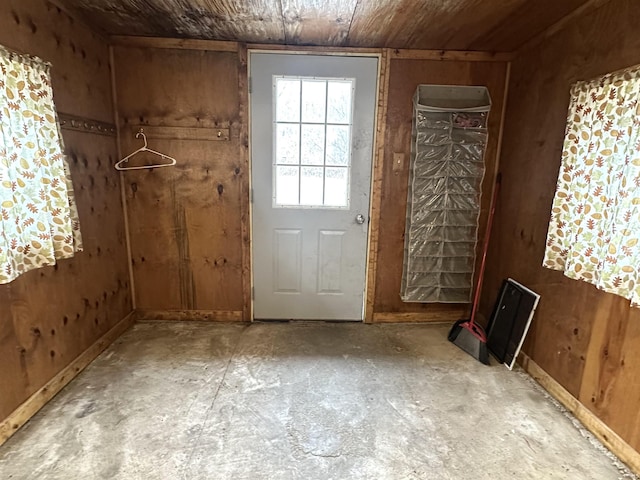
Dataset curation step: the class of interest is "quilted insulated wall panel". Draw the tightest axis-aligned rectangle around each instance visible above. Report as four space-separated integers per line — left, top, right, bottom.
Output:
401 85 491 303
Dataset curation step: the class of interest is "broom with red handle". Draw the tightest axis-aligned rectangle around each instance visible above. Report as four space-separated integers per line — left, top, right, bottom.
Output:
448 173 501 365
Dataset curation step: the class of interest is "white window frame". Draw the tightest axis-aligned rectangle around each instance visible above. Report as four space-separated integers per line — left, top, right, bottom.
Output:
271 75 355 209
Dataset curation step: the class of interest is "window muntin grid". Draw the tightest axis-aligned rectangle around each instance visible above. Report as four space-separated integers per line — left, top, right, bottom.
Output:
272 76 355 208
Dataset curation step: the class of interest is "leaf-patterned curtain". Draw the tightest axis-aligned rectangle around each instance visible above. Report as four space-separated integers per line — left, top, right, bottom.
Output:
543 64 640 305
0 45 82 284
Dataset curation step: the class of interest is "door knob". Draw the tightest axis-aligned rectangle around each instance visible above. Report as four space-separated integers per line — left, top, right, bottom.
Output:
355 214 366 225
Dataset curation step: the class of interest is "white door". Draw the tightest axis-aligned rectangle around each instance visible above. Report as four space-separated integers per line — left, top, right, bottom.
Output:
250 53 378 321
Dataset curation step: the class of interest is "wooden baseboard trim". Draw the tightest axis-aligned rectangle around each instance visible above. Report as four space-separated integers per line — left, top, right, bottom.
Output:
0 311 136 447
519 353 640 475
134 309 245 322
373 309 467 323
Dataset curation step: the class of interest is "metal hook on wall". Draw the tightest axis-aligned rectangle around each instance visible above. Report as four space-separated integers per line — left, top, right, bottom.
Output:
135 128 149 149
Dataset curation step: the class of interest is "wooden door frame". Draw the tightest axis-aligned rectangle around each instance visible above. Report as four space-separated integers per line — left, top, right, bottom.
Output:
245 47 386 322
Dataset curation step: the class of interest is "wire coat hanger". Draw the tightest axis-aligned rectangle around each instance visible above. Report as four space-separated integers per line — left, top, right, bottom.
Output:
115 129 177 171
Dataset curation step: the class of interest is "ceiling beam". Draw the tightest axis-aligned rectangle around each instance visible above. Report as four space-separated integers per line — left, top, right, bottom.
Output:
390 49 513 62
107 36 513 62
110 35 239 52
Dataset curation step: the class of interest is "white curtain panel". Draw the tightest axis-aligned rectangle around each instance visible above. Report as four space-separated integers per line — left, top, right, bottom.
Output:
544 64 640 305
0 45 82 284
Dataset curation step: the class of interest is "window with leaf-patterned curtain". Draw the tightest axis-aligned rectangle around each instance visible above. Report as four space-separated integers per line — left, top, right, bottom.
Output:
0 45 82 283
543 64 640 305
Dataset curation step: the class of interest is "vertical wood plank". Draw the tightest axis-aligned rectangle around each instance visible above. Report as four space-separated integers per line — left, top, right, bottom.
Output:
110 45 137 310
238 43 252 321
365 48 390 322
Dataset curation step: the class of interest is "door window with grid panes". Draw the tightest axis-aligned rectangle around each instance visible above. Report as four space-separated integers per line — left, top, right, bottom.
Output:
273 76 354 208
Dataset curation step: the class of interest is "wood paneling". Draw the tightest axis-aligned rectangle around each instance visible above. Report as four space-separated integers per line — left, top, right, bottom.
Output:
62 0 285 43
0 1 113 122
111 43 506 323
0 0 130 421
112 46 246 315
372 58 508 317
520 353 640 475
470 0 594 52
515 0 614 54
482 0 640 452
0 312 135 446
281 0 357 46
59 0 592 52
348 0 524 50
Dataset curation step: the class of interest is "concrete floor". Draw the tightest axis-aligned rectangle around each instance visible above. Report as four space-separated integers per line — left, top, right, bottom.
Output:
0 321 634 480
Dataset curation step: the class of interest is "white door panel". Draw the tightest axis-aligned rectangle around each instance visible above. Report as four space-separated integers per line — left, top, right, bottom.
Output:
250 53 378 320
273 229 301 293
318 230 345 294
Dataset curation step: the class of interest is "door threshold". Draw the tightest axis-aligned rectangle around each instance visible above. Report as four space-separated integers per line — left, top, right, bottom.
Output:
253 319 362 323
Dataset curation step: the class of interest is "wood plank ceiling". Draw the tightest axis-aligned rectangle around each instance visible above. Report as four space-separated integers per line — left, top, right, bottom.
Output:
58 0 593 51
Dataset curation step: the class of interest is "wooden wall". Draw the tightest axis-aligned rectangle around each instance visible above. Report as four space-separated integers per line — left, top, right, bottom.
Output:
0 0 131 421
482 0 640 452
111 44 248 320
109 44 508 322
372 56 508 321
